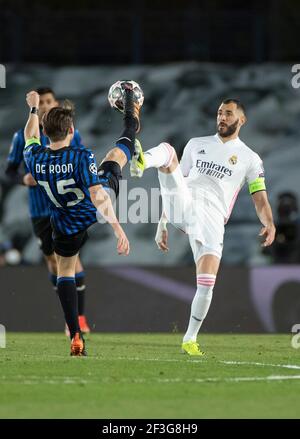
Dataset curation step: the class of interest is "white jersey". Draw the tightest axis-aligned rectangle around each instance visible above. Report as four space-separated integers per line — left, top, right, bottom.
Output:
180 134 265 223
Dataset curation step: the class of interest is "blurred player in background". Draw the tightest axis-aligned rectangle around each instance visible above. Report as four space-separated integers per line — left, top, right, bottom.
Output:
131 99 276 355
5 87 91 335
23 84 140 355
263 191 300 263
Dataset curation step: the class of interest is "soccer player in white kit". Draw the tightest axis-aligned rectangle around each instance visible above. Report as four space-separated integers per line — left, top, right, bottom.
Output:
131 99 276 356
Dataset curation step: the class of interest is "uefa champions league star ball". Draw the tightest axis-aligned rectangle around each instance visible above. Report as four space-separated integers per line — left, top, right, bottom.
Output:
108 80 144 112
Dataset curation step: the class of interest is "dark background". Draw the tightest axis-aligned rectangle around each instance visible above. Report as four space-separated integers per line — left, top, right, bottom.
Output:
0 0 299 64
0 0 299 333
1 265 299 333
0 266 264 332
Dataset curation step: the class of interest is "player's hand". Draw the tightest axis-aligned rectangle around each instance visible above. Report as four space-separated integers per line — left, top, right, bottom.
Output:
115 226 130 256
155 219 169 252
23 173 37 186
259 223 276 247
26 91 40 108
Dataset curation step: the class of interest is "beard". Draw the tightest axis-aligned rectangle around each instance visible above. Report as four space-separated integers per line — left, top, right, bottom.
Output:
217 119 239 138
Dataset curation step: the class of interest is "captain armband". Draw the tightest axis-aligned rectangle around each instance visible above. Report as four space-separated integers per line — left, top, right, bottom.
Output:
248 177 266 195
25 137 41 148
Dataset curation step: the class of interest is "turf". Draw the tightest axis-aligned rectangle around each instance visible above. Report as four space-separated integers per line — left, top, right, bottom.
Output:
0 333 300 419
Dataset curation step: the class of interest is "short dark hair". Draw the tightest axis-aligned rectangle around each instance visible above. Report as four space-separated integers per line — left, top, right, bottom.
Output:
43 107 73 142
36 86 56 98
222 98 246 115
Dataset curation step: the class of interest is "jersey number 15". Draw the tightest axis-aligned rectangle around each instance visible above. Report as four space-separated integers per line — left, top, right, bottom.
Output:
38 178 85 208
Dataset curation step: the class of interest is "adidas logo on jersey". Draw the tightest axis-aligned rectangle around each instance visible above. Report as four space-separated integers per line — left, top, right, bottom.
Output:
198 149 206 154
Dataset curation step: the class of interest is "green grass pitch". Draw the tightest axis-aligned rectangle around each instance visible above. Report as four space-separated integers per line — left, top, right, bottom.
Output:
0 333 300 419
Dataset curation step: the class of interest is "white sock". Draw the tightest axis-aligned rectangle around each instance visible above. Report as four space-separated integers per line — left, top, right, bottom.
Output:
183 274 216 343
144 142 174 169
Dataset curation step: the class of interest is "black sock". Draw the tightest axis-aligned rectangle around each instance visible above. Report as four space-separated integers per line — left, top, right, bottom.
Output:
57 277 80 339
75 271 86 316
115 89 137 161
116 123 136 161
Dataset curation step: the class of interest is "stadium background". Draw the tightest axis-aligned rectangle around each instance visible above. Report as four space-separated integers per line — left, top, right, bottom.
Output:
0 0 299 334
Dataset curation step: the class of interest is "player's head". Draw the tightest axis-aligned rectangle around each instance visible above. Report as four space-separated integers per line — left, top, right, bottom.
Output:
42 107 74 144
36 87 59 121
217 99 246 138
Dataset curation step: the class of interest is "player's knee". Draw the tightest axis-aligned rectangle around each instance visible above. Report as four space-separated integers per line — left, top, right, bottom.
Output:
98 160 122 180
98 160 122 199
162 144 178 171
170 146 178 166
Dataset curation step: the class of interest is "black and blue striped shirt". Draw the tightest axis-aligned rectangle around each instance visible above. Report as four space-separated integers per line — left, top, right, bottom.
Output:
24 139 100 235
7 127 82 218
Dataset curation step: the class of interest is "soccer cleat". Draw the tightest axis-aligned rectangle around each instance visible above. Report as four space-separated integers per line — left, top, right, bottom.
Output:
70 332 87 356
79 315 91 334
181 341 205 356
130 139 145 178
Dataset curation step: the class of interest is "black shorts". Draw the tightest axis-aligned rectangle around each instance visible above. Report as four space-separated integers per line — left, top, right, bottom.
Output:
31 217 54 256
98 161 122 200
52 229 89 257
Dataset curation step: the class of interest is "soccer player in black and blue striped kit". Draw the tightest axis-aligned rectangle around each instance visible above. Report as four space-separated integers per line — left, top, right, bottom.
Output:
23 85 140 355
5 87 91 334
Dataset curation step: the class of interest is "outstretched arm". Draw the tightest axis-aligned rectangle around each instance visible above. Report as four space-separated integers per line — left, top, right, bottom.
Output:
89 184 130 256
24 91 40 142
155 212 169 252
252 191 276 247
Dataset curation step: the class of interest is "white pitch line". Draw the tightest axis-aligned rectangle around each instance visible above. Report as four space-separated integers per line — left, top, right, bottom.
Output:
226 375 300 382
21 380 90 385
2 375 300 385
18 354 204 363
220 361 300 370
115 357 300 370
157 375 300 383
0 375 92 384
13 355 300 370
115 356 198 363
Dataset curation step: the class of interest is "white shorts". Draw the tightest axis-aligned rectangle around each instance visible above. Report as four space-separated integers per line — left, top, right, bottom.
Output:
158 167 224 262
188 236 223 262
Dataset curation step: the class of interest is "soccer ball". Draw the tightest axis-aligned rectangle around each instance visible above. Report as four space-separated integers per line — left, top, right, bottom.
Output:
108 80 144 112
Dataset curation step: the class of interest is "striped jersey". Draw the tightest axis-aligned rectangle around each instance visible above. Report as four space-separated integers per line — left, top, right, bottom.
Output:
23 139 100 235
7 127 82 218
